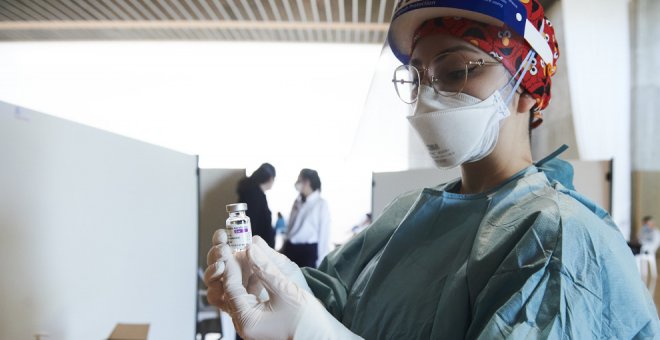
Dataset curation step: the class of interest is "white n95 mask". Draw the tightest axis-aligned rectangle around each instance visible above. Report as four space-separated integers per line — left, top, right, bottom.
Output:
407 85 512 169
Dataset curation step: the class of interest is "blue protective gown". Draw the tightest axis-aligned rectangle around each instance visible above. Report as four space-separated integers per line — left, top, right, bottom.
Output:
302 150 659 339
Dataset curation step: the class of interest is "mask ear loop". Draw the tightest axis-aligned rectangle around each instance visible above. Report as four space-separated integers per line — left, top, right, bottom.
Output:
501 50 536 106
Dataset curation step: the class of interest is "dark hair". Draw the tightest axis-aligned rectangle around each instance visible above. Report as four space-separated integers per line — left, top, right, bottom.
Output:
643 216 653 224
299 168 321 191
238 163 275 192
250 163 276 185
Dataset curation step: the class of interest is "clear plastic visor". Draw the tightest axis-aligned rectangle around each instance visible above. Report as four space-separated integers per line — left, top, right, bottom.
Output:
348 40 516 171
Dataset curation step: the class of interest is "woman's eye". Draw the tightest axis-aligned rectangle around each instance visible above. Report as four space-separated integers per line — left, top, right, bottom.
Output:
446 70 466 80
464 66 481 78
466 65 478 73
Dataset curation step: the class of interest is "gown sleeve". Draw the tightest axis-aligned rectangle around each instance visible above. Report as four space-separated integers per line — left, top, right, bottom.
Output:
302 189 422 320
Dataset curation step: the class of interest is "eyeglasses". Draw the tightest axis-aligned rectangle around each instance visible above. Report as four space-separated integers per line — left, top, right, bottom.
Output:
392 52 501 104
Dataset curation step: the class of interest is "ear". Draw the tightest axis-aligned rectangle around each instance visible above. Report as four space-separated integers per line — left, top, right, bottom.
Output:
516 92 536 114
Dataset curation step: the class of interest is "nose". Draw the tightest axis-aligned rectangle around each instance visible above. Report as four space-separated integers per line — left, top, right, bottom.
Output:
418 68 433 87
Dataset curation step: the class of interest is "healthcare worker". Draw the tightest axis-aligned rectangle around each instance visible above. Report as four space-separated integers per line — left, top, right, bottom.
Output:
204 0 660 338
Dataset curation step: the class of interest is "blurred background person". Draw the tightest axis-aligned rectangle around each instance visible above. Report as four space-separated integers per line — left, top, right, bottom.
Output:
282 168 330 268
275 212 287 235
274 211 287 250
639 216 658 248
236 163 276 248
637 216 659 289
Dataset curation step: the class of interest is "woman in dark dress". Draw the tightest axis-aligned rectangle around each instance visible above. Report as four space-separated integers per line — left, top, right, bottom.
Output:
236 163 276 248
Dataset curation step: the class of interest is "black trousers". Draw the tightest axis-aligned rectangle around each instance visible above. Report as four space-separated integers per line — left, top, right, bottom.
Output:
281 241 318 268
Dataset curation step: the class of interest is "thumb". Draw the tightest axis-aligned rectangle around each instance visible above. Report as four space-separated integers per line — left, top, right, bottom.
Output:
222 245 243 287
252 235 270 249
253 235 296 270
247 245 299 301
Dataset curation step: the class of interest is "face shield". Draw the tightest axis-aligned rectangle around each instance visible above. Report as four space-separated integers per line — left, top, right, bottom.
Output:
348 0 556 171
347 42 413 172
350 36 532 171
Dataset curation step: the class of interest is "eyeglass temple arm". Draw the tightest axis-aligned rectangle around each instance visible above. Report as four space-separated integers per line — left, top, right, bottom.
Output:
467 59 501 66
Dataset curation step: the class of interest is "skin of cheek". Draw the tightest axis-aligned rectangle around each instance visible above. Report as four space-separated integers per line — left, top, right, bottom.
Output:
509 94 519 114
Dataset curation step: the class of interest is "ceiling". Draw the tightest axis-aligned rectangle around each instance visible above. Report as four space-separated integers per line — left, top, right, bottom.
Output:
0 0 557 43
0 0 396 43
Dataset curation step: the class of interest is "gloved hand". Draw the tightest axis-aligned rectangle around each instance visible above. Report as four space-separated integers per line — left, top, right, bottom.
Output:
223 243 363 340
203 240 237 311
203 230 310 311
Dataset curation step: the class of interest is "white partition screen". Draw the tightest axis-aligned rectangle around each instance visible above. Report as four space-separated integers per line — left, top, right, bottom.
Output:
0 101 198 339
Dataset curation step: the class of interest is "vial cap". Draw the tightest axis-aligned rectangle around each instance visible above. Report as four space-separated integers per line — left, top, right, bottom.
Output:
226 203 248 212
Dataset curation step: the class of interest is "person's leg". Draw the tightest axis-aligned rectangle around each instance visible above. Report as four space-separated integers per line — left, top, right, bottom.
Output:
297 243 318 268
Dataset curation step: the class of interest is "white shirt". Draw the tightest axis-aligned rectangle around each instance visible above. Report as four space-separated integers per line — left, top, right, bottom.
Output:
286 190 331 267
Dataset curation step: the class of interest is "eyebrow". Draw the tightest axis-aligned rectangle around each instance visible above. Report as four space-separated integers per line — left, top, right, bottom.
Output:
409 44 484 66
441 44 483 55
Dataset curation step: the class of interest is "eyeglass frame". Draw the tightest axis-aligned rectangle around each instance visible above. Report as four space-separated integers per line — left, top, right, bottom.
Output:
392 52 502 104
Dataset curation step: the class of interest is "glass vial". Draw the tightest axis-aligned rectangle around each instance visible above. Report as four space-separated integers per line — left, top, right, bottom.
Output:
225 203 252 252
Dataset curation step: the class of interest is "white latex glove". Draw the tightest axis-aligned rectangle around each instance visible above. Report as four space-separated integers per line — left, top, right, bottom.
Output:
203 243 230 310
248 234 311 294
204 230 310 311
224 244 363 340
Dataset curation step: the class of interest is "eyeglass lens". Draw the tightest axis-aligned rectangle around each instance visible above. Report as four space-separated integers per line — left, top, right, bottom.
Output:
392 52 472 103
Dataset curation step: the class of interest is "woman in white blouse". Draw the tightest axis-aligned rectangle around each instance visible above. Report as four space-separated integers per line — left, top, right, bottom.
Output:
282 168 331 268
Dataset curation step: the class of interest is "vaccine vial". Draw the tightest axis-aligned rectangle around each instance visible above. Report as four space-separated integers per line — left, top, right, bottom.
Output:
225 203 252 252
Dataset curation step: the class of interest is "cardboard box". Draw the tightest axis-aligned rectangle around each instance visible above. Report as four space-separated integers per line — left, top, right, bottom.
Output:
107 323 150 340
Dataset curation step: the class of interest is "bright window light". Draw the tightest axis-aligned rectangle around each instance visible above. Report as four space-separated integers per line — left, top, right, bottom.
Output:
0 41 408 244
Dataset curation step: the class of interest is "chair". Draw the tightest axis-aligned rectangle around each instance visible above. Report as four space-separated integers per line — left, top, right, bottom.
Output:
636 233 659 295
638 244 658 293
197 268 222 339
637 243 658 279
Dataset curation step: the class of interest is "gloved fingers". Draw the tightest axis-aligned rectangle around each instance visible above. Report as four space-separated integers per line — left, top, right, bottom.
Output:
224 282 260 315
212 228 228 246
223 246 246 287
206 285 229 311
205 243 231 282
204 260 230 311
207 242 232 266
252 236 284 260
207 244 257 295
203 260 226 286
231 249 253 287
253 236 307 292
252 236 298 269
251 235 270 249
246 274 269 301
222 247 260 313
247 244 300 302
